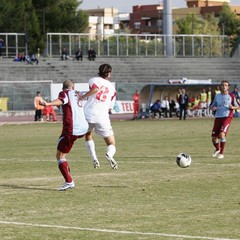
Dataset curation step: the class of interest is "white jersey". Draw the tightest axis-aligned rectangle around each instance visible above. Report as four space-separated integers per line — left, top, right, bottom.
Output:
84 76 116 123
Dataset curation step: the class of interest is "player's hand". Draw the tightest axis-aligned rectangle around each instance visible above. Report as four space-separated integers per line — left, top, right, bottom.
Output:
229 104 237 110
39 100 47 106
75 90 80 96
210 106 217 111
75 91 84 100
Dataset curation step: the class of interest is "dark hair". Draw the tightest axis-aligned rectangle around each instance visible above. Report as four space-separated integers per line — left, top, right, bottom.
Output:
221 80 230 86
98 64 112 78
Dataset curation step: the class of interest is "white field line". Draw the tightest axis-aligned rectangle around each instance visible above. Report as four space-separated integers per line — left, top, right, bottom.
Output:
0 221 239 240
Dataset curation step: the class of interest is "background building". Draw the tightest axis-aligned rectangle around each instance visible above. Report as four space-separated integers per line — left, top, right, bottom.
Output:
129 4 163 34
128 0 240 35
83 1 240 37
84 8 119 38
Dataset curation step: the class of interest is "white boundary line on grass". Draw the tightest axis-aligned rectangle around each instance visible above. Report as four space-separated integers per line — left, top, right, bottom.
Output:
0 221 239 240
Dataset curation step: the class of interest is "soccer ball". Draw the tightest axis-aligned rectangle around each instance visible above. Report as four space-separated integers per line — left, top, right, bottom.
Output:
176 153 192 168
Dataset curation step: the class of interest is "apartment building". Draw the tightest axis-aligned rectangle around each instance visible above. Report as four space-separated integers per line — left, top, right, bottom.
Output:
83 0 240 36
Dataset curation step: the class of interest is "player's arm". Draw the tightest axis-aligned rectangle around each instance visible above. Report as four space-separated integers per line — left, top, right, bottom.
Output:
229 104 239 110
79 87 99 100
229 94 240 110
210 97 217 111
229 101 240 110
40 99 63 107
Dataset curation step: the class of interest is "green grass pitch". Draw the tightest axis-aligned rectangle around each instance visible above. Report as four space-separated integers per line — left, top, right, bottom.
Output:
0 118 239 240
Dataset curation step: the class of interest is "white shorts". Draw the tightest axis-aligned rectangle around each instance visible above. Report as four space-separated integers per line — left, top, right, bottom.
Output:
88 121 114 138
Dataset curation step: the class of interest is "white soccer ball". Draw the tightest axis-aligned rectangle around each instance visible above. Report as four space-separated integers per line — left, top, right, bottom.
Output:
176 153 192 168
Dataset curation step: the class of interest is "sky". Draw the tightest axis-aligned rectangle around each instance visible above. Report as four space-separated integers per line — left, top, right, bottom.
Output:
80 0 240 13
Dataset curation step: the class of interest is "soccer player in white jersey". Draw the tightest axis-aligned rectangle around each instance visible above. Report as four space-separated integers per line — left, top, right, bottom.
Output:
79 64 118 170
41 79 89 190
210 80 239 159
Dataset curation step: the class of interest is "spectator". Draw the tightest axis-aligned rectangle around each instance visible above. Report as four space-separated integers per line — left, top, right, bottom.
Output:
43 105 57 122
192 96 201 117
231 87 240 100
132 90 140 120
31 54 39 65
75 48 83 61
23 53 33 64
169 97 178 117
213 85 221 101
61 48 73 60
34 91 44 121
178 88 189 120
62 48 67 60
0 39 3 58
13 52 23 62
150 99 161 118
161 96 170 118
207 87 214 117
231 87 240 116
88 48 96 61
176 88 182 103
199 88 207 117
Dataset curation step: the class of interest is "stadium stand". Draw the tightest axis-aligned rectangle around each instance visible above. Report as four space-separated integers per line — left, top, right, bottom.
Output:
0 57 239 111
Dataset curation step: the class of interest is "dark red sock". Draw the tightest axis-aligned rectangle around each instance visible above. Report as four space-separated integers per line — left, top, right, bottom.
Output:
58 160 72 183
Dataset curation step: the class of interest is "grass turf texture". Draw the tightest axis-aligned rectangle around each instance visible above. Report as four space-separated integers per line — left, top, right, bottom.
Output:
0 118 239 240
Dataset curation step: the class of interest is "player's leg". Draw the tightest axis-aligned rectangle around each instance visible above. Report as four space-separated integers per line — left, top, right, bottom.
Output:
211 119 221 158
56 135 76 190
104 135 118 170
211 136 220 157
218 132 226 159
85 126 100 168
218 118 232 159
95 121 118 170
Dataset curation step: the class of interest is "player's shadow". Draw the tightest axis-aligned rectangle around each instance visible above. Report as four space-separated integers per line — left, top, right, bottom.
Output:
0 184 56 191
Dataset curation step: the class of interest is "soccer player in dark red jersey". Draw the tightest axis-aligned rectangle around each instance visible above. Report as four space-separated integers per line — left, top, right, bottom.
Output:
41 79 88 190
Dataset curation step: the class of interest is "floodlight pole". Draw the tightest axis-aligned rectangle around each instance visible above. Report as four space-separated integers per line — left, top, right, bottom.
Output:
163 0 173 57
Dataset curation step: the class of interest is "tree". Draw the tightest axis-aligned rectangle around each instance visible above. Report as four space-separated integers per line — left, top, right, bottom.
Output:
32 0 88 34
0 0 41 53
175 13 221 56
219 3 240 36
176 13 219 35
0 0 88 54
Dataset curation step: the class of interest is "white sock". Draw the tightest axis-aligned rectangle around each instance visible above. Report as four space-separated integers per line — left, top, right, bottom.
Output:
107 144 116 158
85 140 98 161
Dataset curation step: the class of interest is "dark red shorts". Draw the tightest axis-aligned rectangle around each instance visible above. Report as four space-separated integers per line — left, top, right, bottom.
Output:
57 134 84 153
211 117 232 137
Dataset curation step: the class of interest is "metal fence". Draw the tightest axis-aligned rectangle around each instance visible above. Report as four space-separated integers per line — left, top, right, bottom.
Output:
47 33 230 58
0 33 232 58
0 33 27 57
